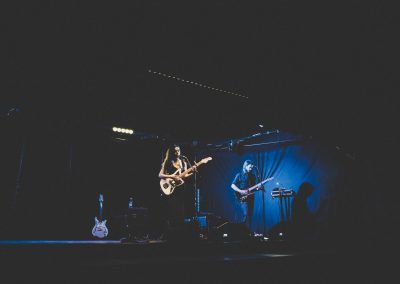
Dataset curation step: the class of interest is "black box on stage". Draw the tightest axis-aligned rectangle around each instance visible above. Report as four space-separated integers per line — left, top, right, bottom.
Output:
184 213 251 242
182 213 252 242
210 222 251 242
125 207 149 239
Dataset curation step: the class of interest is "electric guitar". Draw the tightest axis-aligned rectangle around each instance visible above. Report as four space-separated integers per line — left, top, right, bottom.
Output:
92 193 109 238
160 157 212 195
235 177 274 202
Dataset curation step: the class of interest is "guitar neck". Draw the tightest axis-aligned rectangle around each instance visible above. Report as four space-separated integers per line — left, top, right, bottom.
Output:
179 162 201 178
99 202 103 221
247 177 273 191
176 157 212 178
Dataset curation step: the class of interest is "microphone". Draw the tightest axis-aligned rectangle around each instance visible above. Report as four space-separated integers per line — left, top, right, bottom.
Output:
180 155 195 170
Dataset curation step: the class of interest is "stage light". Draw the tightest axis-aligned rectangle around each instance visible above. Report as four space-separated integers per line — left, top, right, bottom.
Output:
112 127 134 135
259 124 264 128
223 233 228 238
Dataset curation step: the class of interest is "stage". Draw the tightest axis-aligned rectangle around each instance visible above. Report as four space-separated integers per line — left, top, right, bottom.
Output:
0 237 393 283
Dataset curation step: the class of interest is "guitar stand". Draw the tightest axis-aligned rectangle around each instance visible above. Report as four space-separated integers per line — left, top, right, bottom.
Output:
271 188 294 240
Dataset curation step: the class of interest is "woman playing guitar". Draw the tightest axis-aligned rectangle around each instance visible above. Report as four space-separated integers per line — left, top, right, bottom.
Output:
158 144 195 236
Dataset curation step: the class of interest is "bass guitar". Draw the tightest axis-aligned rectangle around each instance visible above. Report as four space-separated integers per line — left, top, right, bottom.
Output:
235 177 274 202
92 193 109 238
160 156 212 195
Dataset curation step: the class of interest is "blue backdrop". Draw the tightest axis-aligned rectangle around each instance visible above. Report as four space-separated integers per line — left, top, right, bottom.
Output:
195 131 362 239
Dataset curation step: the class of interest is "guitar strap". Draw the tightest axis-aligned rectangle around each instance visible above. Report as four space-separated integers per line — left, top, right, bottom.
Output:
166 159 180 175
170 159 186 176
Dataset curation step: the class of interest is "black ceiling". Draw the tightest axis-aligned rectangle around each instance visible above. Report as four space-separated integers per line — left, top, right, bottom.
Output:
2 1 399 158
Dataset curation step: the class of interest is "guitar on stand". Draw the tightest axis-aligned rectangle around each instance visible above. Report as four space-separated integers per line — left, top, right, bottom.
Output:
92 193 109 238
236 177 274 202
160 156 212 196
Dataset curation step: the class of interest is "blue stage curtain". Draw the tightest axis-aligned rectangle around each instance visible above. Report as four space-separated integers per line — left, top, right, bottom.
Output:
196 131 361 238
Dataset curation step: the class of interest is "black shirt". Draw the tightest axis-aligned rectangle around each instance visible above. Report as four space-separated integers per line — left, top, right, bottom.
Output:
163 158 187 176
232 171 257 190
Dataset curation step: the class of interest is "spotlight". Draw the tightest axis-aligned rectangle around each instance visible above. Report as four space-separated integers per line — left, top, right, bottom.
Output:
112 127 134 135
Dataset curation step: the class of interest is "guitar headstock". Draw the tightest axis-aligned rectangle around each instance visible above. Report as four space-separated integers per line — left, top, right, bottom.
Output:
199 157 212 164
99 193 104 203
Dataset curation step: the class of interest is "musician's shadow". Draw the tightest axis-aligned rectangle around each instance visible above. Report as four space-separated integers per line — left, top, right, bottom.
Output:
290 182 327 241
267 182 328 242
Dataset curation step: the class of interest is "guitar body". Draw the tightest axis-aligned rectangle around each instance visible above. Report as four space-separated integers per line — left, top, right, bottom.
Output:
236 177 274 203
92 217 109 238
160 178 184 196
92 193 109 239
160 157 212 196
235 191 252 202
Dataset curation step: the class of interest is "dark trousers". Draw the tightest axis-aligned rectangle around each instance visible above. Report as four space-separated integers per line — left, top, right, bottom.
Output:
239 199 254 230
162 190 185 230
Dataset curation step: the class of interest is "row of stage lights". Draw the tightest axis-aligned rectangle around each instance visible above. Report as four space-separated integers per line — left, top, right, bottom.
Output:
112 127 134 135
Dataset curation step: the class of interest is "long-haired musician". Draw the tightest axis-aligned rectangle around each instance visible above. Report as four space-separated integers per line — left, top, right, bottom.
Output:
158 144 195 236
231 160 259 230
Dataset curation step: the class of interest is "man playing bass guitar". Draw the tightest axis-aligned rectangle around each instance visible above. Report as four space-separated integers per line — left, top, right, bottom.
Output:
231 160 261 230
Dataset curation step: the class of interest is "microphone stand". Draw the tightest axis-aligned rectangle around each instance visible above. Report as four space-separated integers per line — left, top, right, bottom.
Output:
181 156 199 216
193 153 199 217
254 166 266 235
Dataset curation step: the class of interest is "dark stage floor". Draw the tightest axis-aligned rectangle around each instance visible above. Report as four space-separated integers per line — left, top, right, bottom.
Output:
0 237 395 283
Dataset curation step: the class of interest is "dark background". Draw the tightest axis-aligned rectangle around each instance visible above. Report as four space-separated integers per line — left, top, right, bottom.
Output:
1 1 399 239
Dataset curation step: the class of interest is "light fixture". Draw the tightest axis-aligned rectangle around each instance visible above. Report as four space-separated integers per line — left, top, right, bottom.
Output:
112 127 134 135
